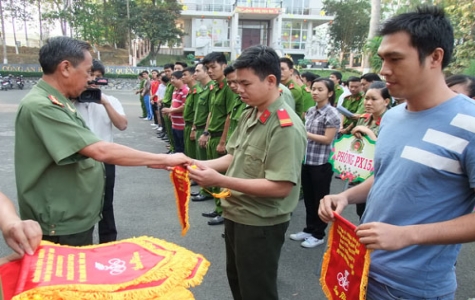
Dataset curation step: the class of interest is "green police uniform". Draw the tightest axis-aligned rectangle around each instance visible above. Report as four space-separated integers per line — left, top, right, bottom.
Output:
279 83 295 110
207 79 235 214
194 80 214 161
223 95 306 298
139 78 146 118
15 80 105 237
162 82 175 151
334 84 344 105
301 85 314 114
341 92 365 128
284 79 304 119
183 83 202 158
227 94 246 140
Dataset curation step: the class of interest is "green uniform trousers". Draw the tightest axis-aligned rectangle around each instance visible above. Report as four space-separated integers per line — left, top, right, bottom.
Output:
163 114 175 152
195 128 212 197
139 96 146 118
184 124 196 159
224 219 289 300
207 135 226 214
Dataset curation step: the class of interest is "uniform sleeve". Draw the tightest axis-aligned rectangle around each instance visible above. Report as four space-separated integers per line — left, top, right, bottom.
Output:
265 124 306 184
291 88 304 117
29 104 101 165
225 86 235 115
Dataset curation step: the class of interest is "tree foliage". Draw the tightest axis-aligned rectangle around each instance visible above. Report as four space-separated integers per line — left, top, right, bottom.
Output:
323 0 371 57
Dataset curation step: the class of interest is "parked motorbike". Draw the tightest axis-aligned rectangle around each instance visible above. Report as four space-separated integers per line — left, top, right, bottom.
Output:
16 75 24 90
0 75 10 91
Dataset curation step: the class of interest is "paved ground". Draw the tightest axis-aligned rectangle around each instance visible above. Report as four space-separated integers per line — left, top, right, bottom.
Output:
0 88 474 299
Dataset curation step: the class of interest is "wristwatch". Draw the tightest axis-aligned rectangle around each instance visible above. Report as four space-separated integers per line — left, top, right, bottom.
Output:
203 131 210 136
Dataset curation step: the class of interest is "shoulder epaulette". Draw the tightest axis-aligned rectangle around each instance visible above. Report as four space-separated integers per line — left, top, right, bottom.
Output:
48 95 64 107
276 108 293 127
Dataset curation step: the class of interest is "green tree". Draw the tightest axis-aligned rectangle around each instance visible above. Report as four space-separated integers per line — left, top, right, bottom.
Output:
323 0 371 61
130 0 184 57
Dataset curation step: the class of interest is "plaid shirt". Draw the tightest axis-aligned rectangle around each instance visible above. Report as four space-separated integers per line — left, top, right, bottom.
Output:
304 103 340 165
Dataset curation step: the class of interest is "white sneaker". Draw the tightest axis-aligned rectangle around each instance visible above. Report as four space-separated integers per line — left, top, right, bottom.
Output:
301 236 324 248
289 231 312 241
151 124 158 128
157 126 163 132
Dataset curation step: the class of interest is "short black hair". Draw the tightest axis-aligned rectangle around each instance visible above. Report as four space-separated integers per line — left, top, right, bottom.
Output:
91 59 105 76
151 69 159 73
202 52 227 65
175 61 188 69
183 66 196 74
142 70 149 75
347 76 361 83
312 77 335 105
39 36 92 75
223 65 235 77
164 63 174 70
233 45 281 86
301 72 317 82
380 5 454 69
330 71 342 82
171 71 183 79
279 57 294 70
446 74 475 98
360 73 381 82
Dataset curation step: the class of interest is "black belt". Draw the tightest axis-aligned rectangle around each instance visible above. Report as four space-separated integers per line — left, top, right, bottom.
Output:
185 121 193 126
195 124 206 130
210 131 223 138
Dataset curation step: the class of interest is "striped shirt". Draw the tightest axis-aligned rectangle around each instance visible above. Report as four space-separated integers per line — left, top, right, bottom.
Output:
171 85 189 130
304 103 340 165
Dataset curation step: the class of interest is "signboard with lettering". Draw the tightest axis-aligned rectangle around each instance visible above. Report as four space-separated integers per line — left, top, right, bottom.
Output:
329 134 376 182
235 6 280 14
320 213 371 300
0 64 156 75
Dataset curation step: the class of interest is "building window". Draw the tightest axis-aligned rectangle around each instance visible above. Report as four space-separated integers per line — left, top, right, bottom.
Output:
194 18 231 49
282 21 307 50
184 0 234 12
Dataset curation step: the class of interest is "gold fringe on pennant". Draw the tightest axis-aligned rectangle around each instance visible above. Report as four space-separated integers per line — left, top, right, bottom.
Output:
320 221 335 300
170 168 191 236
12 236 209 300
359 249 372 300
203 188 232 199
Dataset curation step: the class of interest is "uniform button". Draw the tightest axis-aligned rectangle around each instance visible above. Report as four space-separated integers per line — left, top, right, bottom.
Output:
50 230 56 235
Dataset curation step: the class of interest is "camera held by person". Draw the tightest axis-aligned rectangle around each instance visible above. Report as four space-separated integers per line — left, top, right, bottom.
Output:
78 78 109 103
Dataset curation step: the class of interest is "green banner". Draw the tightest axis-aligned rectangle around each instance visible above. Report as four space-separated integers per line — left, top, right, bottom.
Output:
329 134 376 183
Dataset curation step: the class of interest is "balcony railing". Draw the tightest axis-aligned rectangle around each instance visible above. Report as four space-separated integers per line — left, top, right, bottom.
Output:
182 2 233 13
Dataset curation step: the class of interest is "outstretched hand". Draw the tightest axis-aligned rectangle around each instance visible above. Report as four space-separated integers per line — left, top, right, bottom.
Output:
2 220 42 256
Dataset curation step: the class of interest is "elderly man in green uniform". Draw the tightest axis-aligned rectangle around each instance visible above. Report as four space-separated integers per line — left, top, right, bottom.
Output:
280 57 304 119
339 76 365 134
14 36 191 247
196 52 236 226
182 66 201 158
224 65 246 139
188 45 307 300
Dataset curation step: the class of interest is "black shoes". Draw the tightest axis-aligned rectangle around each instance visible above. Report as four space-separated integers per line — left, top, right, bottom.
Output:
202 210 219 218
191 194 214 202
191 191 200 197
208 215 224 225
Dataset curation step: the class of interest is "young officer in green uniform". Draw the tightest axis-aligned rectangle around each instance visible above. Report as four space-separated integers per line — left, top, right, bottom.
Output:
182 66 201 158
160 64 175 151
330 71 345 104
188 45 307 300
301 71 318 114
224 65 247 139
199 52 236 225
15 37 191 247
191 63 215 201
280 57 304 119
340 76 365 134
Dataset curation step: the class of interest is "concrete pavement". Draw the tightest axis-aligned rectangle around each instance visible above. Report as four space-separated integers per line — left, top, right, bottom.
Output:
0 88 474 299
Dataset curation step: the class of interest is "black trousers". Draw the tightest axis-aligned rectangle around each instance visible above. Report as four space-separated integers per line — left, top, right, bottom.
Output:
152 102 159 125
301 163 333 239
98 163 117 243
224 219 289 300
43 227 94 246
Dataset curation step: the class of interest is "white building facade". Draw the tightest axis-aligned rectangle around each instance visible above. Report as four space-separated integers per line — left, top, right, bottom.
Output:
179 0 333 61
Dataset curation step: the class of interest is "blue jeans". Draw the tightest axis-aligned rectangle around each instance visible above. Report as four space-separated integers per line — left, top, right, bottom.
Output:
143 95 152 119
366 277 455 300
